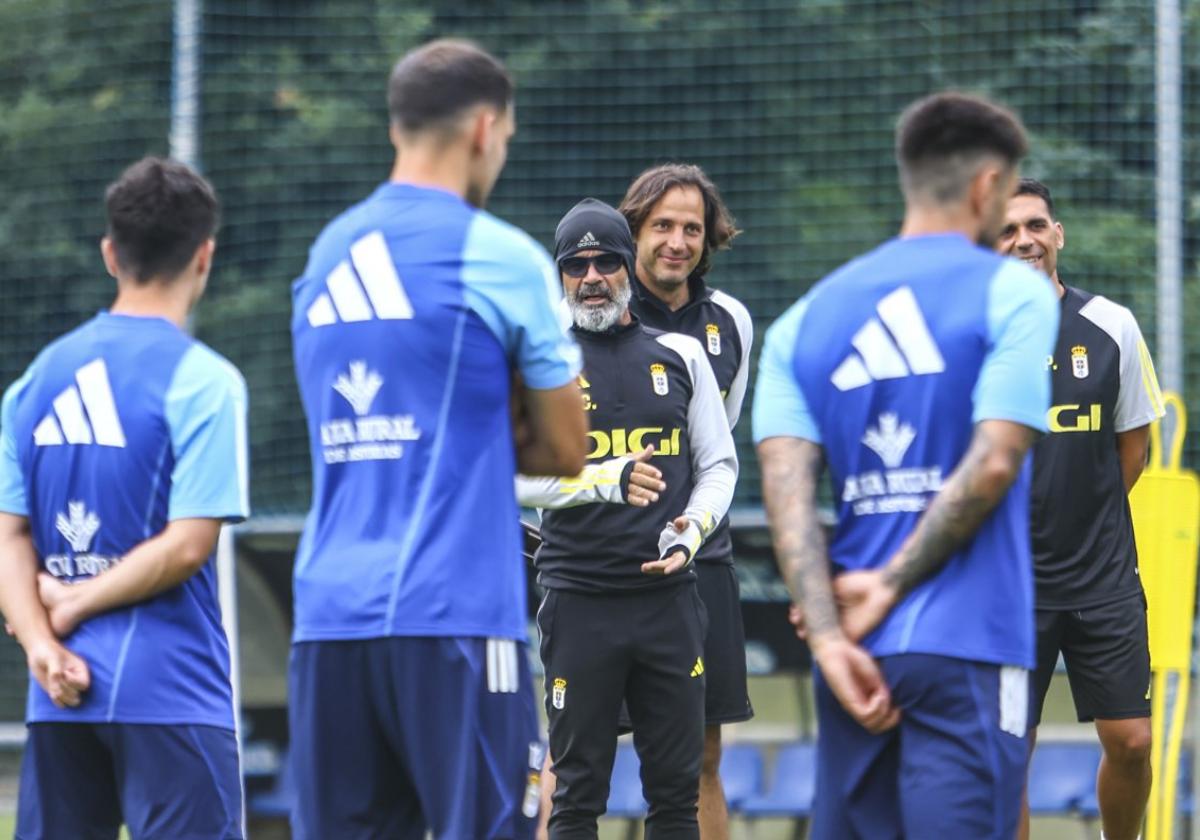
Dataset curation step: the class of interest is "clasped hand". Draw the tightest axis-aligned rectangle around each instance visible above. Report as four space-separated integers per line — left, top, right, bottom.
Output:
7 573 92 709
789 570 902 735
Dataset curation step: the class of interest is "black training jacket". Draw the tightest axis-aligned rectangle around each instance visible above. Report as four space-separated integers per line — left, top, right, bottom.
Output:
520 317 737 593
629 274 752 564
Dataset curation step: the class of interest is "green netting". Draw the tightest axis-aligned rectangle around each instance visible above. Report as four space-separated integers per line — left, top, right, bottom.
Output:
197 0 1200 515
1 0 1198 719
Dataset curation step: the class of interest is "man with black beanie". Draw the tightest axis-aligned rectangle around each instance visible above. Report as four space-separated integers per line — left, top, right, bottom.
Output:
517 198 737 838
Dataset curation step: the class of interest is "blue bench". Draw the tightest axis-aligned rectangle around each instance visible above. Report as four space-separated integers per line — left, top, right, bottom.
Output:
606 744 647 817
739 741 816 818
1027 742 1102 816
721 743 765 811
605 741 766 817
245 737 1125 829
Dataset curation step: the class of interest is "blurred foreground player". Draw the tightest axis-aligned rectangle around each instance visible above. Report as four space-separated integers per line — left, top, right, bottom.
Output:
520 198 737 838
0 157 249 839
1000 179 1164 840
288 39 585 840
754 92 1058 839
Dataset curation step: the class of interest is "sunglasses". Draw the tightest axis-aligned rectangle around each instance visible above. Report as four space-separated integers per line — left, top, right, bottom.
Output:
559 253 624 278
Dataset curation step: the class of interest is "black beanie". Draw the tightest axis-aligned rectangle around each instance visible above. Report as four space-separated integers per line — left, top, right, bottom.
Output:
553 198 638 281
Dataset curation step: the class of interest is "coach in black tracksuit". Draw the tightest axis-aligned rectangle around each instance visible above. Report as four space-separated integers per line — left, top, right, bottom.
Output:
518 199 737 839
998 179 1166 840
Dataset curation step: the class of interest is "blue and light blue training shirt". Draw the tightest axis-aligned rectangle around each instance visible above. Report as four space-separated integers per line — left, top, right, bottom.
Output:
0 312 249 727
753 233 1058 668
290 182 581 643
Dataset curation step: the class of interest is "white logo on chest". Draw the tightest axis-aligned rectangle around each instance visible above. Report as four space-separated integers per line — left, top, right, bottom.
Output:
862 413 916 469
334 361 383 416
56 501 100 553
46 501 120 579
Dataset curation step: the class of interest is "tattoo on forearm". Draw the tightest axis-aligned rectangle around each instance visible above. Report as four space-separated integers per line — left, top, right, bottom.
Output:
881 423 1032 597
758 439 839 638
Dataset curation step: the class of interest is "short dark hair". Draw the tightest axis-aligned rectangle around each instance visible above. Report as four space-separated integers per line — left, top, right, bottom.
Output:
104 157 219 283
1014 177 1056 219
895 92 1028 204
387 39 513 133
618 163 741 278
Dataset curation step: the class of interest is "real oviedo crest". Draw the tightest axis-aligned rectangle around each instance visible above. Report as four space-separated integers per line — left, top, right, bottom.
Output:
705 323 721 356
1071 345 1089 379
650 363 669 396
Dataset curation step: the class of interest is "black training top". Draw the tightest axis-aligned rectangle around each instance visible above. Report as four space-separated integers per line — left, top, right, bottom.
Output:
629 274 752 564
535 317 737 593
1030 285 1163 609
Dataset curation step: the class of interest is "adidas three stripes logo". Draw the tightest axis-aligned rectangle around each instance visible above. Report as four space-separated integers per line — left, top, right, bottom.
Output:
306 231 414 328
830 286 945 391
34 359 126 448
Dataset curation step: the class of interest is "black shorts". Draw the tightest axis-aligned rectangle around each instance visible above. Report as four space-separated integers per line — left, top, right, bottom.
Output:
1031 592 1151 726
695 562 754 724
617 562 753 731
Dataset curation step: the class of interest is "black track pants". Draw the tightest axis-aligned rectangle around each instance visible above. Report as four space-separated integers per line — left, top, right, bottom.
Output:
538 583 708 839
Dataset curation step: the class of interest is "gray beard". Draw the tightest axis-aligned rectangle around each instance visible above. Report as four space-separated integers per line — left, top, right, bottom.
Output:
568 282 632 332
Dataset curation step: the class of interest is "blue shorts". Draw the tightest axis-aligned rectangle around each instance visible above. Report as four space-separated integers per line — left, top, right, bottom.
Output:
289 637 540 840
16 722 242 840
813 653 1028 840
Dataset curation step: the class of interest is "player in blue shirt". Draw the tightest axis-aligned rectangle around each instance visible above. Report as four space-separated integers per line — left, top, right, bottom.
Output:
754 93 1059 839
0 157 250 839
289 40 586 839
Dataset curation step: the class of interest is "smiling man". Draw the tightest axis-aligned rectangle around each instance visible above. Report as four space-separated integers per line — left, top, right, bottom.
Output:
618 165 753 839
999 178 1165 840
523 198 737 838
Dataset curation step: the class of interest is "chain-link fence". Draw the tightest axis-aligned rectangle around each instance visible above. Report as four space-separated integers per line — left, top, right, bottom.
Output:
1 0 1197 719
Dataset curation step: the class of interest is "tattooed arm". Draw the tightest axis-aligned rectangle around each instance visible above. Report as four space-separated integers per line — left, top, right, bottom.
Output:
758 436 899 733
834 419 1037 641
758 437 838 638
